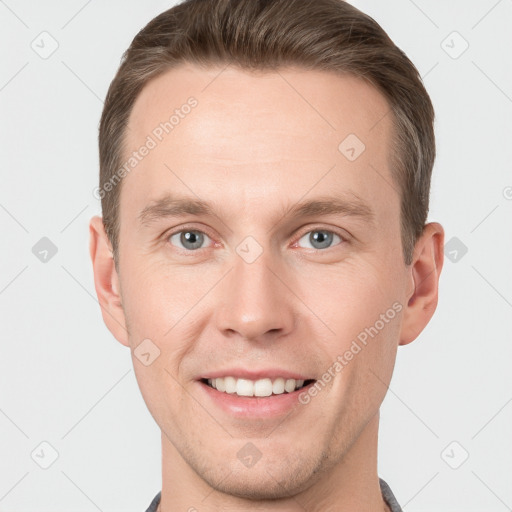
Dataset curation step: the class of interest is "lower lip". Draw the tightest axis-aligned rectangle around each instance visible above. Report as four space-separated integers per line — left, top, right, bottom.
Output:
198 380 315 418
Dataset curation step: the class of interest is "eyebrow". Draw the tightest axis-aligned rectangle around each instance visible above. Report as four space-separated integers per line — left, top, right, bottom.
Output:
137 193 374 227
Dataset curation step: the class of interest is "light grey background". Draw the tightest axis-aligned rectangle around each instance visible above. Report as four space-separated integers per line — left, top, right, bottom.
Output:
1 1 511 511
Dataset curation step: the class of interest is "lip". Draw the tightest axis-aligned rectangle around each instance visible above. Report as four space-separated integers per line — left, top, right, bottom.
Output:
197 368 314 381
198 379 316 418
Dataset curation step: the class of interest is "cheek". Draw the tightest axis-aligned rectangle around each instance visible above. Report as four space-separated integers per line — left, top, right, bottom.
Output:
305 260 405 403
311 261 403 337
120 257 202 333
119 258 224 381
320 271 402 422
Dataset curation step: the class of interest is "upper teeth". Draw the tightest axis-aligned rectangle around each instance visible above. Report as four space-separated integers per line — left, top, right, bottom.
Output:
207 377 305 397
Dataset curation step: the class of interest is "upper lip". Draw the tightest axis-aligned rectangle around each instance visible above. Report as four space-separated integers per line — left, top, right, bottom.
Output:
198 368 315 381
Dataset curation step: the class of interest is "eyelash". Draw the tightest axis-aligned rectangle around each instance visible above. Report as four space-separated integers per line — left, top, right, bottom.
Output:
164 224 348 253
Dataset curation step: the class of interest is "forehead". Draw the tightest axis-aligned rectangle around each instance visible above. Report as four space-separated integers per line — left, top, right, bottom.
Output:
126 63 392 154
121 63 396 225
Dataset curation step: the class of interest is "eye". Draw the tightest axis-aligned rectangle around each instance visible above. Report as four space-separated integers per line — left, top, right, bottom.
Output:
168 229 211 251
296 229 343 250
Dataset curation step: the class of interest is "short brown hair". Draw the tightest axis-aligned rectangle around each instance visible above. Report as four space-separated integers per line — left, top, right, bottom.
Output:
99 0 435 268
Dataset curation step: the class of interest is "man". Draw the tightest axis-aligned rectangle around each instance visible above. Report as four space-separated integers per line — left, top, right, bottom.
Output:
89 0 444 510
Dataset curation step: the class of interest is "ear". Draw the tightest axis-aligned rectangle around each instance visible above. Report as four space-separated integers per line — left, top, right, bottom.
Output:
399 222 444 346
89 215 130 347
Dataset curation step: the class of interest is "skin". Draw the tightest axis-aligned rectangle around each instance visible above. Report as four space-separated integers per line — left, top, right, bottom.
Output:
89 64 444 511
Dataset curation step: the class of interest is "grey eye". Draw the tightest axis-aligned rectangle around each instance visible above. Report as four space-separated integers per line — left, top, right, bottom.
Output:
169 230 209 250
297 230 341 250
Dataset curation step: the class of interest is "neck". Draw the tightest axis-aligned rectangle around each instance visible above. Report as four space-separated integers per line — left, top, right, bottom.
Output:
159 411 387 512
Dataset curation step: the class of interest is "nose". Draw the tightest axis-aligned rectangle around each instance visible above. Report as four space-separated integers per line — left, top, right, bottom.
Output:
214 245 296 343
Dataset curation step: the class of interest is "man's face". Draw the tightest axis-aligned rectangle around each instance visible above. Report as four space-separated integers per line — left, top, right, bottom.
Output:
112 64 411 497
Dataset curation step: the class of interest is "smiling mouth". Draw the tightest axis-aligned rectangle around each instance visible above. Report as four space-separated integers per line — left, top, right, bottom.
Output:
200 377 316 398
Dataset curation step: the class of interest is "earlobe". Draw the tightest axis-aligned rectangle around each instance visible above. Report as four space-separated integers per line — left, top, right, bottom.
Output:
399 222 444 346
89 215 130 347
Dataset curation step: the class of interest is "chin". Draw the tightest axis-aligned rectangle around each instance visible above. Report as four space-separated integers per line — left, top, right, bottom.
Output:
197 449 324 501
209 469 311 500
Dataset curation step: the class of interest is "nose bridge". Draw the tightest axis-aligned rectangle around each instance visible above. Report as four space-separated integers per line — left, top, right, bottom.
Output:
215 239 294 341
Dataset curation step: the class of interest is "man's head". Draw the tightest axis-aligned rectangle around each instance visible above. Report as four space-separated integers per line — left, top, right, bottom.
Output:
90 0 443 506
